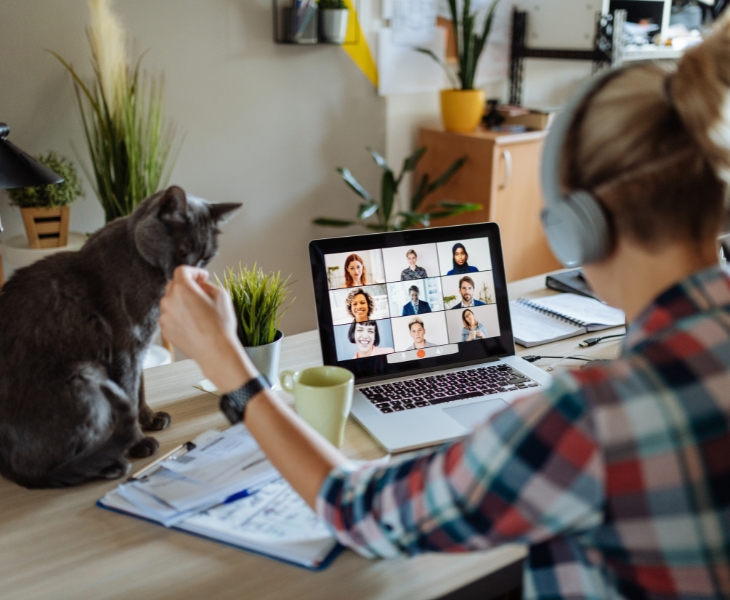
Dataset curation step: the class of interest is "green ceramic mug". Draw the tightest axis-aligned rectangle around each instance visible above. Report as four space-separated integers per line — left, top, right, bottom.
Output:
280 366 354 448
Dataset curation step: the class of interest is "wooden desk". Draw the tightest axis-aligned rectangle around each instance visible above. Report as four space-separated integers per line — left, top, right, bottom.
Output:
0 273 624 600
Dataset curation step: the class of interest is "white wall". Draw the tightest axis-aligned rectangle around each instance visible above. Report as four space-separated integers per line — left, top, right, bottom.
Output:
0 0 386 335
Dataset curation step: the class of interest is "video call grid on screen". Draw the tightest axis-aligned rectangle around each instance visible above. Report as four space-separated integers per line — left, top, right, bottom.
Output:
324 238 501 361
309 223 515 383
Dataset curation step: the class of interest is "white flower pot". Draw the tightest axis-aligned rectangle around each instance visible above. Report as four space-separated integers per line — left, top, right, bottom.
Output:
321 8 349 44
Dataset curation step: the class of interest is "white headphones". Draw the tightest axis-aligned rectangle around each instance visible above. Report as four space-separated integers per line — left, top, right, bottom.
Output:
540 70 622 268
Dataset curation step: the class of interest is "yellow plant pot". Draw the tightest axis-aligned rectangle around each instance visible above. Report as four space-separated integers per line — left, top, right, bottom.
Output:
440 89 486 133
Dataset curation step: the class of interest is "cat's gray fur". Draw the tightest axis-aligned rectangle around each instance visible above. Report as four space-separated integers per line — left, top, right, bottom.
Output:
0 186 240 488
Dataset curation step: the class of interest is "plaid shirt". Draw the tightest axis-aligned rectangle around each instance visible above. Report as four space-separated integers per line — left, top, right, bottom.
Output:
401 266 428 280
317 267 730 599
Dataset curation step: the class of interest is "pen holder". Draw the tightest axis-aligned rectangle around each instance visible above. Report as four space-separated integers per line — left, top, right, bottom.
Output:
281 5 318 44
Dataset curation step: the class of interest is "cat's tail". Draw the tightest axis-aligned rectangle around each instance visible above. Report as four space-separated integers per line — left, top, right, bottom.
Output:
13 368 138 489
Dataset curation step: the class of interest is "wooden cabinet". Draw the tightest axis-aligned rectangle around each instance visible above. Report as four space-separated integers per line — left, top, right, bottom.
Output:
415 127 560 282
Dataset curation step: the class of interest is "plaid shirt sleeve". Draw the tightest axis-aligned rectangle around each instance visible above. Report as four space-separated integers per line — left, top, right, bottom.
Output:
316 373 605 559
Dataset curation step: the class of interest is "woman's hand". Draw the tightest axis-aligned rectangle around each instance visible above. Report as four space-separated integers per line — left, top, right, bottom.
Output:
475 330 485 339
466 330 476 341
160 266 253 392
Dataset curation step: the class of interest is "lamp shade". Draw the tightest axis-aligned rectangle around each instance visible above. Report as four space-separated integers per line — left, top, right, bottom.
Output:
0 123 63 189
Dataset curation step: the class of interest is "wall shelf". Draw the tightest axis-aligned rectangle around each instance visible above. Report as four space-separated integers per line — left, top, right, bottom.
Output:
272 0 360 46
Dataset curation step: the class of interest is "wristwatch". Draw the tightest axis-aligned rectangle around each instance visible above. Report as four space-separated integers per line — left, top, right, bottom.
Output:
219 374 271 424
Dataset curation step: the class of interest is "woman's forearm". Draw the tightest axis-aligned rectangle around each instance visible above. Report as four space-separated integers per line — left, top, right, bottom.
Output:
203 338 349 510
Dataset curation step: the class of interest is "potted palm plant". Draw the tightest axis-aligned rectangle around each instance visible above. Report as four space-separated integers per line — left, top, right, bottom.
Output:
49 0 179 223
319 0 349 44
219 264 295 387
7 152 82 249
418 0 500 132
314 146 479 231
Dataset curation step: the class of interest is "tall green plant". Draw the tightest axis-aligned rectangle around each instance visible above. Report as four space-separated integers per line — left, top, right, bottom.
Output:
218 264 295 347
49 0 179 222
314 146 479 232
417 0 500 90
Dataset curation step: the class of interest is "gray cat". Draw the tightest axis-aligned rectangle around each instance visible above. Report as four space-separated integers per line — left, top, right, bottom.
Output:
0 186 240 488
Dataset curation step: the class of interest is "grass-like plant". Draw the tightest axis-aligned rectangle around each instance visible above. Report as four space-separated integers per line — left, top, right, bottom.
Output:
417 0 500 90
314 146 479 232
7 152 83 209
48 0 179 222
218 264 295 347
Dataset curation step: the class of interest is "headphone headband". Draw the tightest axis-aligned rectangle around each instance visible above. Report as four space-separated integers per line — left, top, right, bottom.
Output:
540 69 623 268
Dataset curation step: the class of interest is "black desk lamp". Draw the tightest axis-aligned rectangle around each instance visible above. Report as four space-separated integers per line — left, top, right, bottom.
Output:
0 122 63 232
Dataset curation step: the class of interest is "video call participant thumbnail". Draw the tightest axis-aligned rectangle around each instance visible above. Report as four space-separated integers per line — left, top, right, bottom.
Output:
452 276 485 309
400 249 428 280
349 321 394 359
402 285 432 316
344 253 368 288
345 288 375 322
460 308 487 341
406 317 438 351
446 243 479 275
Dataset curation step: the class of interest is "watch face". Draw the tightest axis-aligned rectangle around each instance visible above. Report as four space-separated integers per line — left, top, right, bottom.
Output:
220 394 244 424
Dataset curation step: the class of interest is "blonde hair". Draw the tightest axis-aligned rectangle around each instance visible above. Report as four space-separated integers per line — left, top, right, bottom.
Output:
408 317 424 331
562 15 730 248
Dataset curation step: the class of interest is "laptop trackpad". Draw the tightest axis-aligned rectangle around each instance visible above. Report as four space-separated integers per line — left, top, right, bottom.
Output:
442 399 508 430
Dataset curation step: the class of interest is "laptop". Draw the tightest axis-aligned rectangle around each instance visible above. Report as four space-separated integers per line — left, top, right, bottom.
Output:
309 222 553 453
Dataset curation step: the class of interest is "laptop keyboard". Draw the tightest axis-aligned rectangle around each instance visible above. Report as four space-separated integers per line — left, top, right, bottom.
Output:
360 364 540 414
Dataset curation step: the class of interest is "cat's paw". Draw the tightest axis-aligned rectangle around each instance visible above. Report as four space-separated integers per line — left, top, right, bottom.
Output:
140 410 172 431
99 458 131 480
128 436 160 458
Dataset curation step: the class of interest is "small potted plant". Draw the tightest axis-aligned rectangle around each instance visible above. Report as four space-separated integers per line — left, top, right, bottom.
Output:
319 0 349 44
313 146 480 231
417 0 500 132
7 151 82 249
219 264 294 386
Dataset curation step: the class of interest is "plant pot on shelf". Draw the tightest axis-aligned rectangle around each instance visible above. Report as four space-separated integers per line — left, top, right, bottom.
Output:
20 206 71 249
243 330 284 388
440 89 486 133
320 8 349 43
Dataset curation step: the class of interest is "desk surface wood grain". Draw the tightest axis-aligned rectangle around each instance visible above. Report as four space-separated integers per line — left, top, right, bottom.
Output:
0 273 624 600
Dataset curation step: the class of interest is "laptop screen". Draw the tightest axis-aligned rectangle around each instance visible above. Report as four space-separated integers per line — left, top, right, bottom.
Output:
309 223 516 383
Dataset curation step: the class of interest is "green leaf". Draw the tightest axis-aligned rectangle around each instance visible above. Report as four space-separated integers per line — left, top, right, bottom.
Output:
400 146 427 178
410 173 430 211
427 156 466 193
413 49 460 89
381 170 396 224
366 147 390 171
358 202 379 219
398 211 430 228
337 167 373 202
313 218 357 227
433 201 482 211
365 223 390 232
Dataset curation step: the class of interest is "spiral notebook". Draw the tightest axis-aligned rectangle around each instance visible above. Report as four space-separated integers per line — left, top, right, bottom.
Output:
509 293 625 347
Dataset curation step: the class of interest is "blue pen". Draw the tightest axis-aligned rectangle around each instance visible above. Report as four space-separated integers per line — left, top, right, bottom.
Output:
224 486 261 504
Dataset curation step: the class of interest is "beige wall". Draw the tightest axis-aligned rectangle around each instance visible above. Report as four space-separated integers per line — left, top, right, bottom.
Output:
0 0 386 335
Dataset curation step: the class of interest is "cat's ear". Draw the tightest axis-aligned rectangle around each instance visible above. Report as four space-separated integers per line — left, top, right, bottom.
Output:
158 186 188 223
209 203 242 225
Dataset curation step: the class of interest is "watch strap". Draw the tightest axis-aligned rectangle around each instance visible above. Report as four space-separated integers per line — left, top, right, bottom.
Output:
219 374 270 424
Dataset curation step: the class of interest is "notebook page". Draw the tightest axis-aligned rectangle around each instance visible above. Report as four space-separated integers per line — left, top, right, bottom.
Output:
510 301 585 346
527 294 625 329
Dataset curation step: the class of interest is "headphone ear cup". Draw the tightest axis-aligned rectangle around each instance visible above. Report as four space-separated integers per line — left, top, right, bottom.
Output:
541 190 611 268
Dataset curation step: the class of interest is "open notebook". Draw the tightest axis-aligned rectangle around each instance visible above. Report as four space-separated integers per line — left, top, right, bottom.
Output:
510 293 625 347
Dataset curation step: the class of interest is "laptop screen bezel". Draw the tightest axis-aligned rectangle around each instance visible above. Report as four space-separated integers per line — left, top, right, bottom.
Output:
309 222 517 384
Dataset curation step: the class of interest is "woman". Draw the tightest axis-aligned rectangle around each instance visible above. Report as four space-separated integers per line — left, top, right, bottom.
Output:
160 20 730 599
344 288 374 323
343 254 367 288
349 320 394 358
446 243 478 275
460 308 486 341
